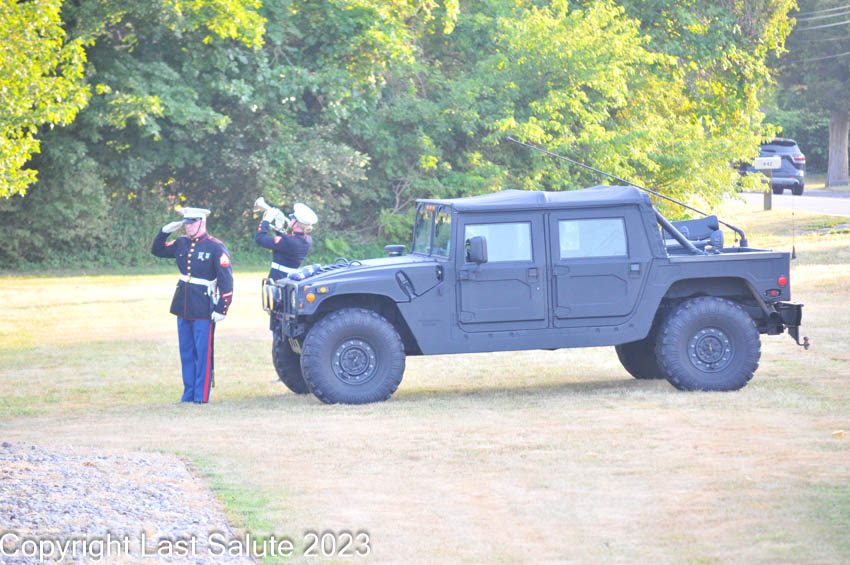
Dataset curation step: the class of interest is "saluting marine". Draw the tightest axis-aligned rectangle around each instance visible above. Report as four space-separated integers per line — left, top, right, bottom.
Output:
151 207 234 404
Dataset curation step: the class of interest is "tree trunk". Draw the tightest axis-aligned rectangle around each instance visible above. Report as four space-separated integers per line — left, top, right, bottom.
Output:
827 110 850 187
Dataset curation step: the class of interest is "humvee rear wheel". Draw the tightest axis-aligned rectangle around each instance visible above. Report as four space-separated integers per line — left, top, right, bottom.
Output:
615 332 664 380
301 308 405 404
656 297 761 391
272 334 311 394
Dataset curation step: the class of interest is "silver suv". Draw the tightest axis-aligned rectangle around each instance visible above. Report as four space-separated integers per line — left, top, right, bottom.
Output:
760 138 806 195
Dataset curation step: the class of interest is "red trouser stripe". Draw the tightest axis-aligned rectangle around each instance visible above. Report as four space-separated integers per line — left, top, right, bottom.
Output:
203 323 213 402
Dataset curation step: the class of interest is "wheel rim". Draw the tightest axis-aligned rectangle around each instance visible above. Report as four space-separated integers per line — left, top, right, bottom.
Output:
688 327 734 372
332 339 378 385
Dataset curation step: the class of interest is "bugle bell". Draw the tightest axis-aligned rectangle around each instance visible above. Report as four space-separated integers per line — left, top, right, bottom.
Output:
253 196 273 214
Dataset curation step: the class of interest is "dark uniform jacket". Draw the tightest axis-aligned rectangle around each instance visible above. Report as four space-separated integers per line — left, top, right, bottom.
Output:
151 231 234 320
254 220 312 280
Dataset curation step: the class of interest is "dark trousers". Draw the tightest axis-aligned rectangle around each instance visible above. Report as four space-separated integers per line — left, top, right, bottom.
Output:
177 317 215 403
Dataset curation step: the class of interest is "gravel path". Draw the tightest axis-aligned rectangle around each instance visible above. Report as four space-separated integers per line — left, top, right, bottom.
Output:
0 443 254 564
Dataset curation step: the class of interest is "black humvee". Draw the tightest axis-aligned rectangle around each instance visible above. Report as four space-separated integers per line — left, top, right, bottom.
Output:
262 186 806 404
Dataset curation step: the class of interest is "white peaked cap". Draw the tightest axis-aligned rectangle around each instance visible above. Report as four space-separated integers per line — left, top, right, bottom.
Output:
179 207 211 221
293 203 318 226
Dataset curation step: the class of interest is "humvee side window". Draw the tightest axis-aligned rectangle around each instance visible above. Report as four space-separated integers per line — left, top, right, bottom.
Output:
464 222 532 262
432 209 452 257
558 218 627 259
412 207 433 254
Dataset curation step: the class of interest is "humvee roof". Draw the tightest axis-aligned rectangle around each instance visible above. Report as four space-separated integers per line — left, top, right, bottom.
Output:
420 185 650 212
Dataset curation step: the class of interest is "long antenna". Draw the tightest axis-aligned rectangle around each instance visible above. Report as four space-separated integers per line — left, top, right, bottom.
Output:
791 189 797 260
506 136 748 246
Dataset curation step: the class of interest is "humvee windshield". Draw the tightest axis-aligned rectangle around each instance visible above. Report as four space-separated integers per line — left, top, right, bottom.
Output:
412 206 432 254
412 205 451 257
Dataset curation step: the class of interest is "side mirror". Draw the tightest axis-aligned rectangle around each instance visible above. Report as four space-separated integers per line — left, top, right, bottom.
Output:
385 244 406 257
465 236 488 264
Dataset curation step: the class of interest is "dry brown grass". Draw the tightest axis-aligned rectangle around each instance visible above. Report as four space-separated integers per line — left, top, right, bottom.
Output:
1 203 849 564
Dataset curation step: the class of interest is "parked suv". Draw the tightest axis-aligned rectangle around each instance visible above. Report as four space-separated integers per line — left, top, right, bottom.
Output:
755 138 806 195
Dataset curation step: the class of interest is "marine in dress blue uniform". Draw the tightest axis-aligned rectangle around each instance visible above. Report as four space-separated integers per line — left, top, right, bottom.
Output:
254 202 317 331
254 202 316 280
151 207 234 403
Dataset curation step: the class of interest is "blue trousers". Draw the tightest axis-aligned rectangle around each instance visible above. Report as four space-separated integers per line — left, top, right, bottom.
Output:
177 318 215 403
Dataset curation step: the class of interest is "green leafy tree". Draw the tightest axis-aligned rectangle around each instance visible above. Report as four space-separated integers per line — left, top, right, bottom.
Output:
617 0 797 195
0 0 88 197
344 0 794 238
0 0 267 267
777 0 850 185
0 0 798 269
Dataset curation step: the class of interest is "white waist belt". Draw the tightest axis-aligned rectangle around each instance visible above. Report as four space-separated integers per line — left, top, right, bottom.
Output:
179 274 217 287
271 262 298 274
179 274 219 305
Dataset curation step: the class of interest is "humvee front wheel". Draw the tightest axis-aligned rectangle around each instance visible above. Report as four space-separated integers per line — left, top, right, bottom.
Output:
272 334 311 394
301 308 405 404
656 297 761 391
615 332 664 380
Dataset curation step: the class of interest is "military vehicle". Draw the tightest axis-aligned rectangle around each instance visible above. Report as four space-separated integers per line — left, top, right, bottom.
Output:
261 183 807 404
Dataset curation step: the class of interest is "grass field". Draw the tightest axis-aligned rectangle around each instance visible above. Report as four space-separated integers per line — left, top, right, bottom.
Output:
802 172 850 193
1 200 849 563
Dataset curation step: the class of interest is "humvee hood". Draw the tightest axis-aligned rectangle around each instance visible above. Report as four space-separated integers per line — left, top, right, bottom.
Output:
306 254 436 283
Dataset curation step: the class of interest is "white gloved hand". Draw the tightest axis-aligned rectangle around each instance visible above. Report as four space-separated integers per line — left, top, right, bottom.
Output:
162 221 183 233
211 311 226 323
263 207 281 223
271 210 290 232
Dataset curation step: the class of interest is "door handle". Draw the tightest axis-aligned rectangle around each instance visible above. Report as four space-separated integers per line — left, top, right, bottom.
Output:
527 267 539 282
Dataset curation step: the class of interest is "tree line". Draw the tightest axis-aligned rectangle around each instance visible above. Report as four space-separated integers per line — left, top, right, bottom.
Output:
771 0 850 186
1 0 799 269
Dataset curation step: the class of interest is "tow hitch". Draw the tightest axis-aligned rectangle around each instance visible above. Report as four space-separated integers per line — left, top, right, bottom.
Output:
776 302 809 350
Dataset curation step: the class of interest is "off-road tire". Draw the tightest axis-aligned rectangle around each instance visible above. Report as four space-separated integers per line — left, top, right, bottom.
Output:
615 331 664 380
791 183 804 196
301 307 405 404
272 334 311 394
656 297 760 391
772 185 784 195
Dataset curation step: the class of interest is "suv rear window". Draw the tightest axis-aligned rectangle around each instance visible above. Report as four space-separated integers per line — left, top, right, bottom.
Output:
761 139 800 153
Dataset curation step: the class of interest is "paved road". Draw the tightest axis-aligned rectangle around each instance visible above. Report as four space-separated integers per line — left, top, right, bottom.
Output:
740 189 850 218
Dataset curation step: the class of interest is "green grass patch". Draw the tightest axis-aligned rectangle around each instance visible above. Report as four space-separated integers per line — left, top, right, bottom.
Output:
801 173 850 193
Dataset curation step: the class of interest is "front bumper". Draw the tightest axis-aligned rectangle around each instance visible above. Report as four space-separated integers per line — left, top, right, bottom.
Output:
264 279 307 338
770 174 804 187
